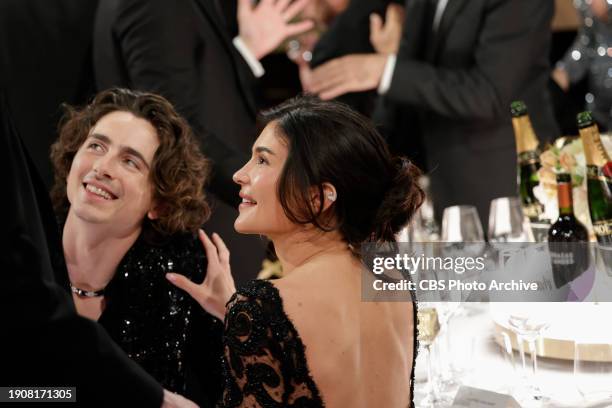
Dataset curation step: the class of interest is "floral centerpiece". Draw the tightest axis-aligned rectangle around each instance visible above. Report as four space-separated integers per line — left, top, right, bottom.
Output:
533 135 612 239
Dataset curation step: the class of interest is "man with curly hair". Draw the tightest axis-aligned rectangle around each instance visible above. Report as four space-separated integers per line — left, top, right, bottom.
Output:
50 88 223 407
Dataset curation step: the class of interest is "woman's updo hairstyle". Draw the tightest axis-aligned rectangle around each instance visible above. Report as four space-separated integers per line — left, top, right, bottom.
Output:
260 95 424 247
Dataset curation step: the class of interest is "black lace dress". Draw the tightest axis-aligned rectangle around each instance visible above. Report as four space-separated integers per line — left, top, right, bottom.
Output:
56 232 225 407
218 279 418 408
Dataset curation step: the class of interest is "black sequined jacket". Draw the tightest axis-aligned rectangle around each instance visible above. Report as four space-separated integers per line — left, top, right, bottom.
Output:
57 231 224 407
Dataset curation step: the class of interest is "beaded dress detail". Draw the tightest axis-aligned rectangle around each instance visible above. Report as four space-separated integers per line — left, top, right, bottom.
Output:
219 279 418 408
219 279 324 407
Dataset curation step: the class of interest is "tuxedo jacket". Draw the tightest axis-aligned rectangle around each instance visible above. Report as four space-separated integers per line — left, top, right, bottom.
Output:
0 90 163 407
315 0 560 225
94 0 266 283
0 0 99 190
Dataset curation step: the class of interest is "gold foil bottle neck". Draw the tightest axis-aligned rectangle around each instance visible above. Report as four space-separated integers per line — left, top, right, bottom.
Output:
512 115 539 154
579 124 610 167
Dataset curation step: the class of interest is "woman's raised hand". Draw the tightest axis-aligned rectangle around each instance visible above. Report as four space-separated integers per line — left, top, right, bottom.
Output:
166 230 236 321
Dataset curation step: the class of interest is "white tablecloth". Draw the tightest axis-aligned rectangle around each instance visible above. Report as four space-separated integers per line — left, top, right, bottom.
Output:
413 303 612 408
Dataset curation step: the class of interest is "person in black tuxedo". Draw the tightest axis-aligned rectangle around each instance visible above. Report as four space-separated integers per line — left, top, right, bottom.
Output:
309 0 560 226
0 0 99 191
93 0 312 283
0 90 196 408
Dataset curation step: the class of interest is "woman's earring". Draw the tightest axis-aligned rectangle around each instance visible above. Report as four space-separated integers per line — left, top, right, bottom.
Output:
327 192 336 202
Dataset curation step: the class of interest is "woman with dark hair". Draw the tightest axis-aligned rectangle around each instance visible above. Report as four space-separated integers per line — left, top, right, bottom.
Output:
50 88 223 406
168 95 422 407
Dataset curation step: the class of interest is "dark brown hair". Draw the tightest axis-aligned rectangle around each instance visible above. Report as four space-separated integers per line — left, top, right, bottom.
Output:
259 95 424 247
50 88 210 240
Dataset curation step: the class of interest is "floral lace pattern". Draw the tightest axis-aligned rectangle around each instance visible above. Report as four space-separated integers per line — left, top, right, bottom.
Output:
219 279 324 407
219 279 418 408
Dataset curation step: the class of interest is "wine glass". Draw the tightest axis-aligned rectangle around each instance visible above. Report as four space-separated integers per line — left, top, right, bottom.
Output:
574 339 612 404
411 176 440 242
442 205 485 244
441 205 485 266
417 304 443 408
507 306 551 407
488 197 531 244
441 205 485 301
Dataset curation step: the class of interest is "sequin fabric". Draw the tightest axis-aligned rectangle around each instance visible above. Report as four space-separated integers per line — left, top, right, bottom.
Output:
67 231 224 406
557 0 612 129
219 279 324 407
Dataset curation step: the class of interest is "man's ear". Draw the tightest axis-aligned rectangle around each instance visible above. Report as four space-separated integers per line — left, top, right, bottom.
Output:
310 182 337 212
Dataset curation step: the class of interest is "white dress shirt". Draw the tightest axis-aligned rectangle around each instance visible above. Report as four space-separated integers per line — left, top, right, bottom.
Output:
378 0 450 94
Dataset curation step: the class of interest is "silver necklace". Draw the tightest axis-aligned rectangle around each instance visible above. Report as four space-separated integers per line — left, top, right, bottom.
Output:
70 283 105 298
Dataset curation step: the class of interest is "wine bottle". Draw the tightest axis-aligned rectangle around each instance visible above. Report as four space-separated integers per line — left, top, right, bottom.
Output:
577 112 612 245
548 173 589 288
511 101 545 241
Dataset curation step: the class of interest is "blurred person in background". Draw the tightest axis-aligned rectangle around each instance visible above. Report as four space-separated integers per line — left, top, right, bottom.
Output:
0 0 99 190
552 0 612 131
94 0 313 284
295 0 404 116
307 0 560 227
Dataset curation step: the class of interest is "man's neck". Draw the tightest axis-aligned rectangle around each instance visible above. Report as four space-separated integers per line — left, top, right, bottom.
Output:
63 211 142 291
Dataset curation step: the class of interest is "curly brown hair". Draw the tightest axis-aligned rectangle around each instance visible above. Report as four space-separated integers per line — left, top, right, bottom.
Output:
50 88 210 240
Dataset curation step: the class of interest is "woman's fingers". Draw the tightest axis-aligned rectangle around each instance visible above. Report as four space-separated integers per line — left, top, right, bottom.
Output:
166 273 202 301
199 229 220 264
211 233 230 266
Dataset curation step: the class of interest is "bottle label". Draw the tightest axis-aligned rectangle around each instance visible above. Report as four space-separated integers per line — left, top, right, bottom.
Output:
586 165 612 183
548 242 590 289
593 219 612 238
518 151 539 166
550 251 575 265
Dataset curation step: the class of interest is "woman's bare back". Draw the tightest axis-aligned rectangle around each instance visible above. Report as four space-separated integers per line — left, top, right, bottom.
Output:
275 254 415 407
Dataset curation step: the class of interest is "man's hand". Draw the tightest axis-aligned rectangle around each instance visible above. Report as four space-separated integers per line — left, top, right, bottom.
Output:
161 389 198 408
309 54 388 100
370 3 405 54
591 0 609 23
552 67 570 92
238 0 314 60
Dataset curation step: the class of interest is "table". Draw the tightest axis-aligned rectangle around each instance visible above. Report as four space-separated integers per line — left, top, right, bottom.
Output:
413 303 612 408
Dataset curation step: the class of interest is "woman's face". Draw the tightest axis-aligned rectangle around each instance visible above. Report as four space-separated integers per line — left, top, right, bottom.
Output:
66 111 159 233
233 122 295 236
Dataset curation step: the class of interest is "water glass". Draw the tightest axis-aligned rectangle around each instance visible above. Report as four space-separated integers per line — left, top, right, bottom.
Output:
574 339 612 403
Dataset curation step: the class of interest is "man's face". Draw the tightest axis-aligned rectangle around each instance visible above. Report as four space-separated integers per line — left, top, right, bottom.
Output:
66 111 160 234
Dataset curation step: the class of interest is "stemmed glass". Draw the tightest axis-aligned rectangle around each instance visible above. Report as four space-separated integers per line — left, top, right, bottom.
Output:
441 205 485 302
488 197 532 244
507 306 551 407
442 205 485 245
417 304 442 408
488 197 532 299
435 206 485 393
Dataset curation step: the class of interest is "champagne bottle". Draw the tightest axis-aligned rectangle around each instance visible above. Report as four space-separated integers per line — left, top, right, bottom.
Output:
511 101 545 241
577 112 612 245
548 173 589 288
